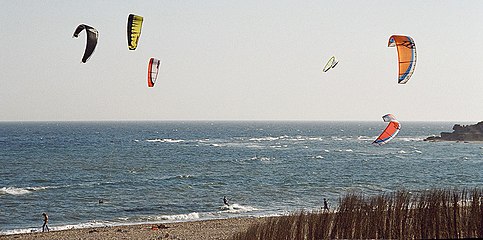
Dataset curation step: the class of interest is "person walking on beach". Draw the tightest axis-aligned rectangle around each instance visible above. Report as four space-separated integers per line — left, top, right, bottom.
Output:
323 198 329 212
42 213 49 232
223 196 229 206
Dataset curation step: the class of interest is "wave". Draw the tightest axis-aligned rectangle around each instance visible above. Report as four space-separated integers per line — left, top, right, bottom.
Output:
249 136 284 141
250 156 272 161
288 136 308 141
218 204 258 214
397 137 424 142
0 207 262 236
357 136 375 141
135 212 201 222
157 212 200 221
307 137 323 141
334 149 354 152
0 186 57 196
249 135 325 142
176 174 194 179
146 138 185 143
0 220 123 235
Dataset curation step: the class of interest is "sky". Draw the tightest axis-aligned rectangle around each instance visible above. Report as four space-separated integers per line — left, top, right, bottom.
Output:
1 0 482 122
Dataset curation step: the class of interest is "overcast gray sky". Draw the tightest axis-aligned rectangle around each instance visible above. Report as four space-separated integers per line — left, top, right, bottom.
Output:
1 0 482 122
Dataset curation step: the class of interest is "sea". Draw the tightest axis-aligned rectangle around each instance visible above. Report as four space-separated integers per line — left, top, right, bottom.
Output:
1 121 482 235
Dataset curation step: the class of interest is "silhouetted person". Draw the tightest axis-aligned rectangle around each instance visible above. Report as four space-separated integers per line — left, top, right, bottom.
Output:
323 198 329 212
42 213 49 232
223 196 229 206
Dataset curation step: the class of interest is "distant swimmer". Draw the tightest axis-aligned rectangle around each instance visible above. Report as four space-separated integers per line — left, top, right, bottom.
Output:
42 212 49 232
223 196 229 206
323 198 329 212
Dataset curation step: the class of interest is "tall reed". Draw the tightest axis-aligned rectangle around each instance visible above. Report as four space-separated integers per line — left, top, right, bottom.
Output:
232 188 482 239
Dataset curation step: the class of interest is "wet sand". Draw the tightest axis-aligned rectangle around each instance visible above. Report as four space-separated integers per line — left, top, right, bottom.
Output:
0 217 266 240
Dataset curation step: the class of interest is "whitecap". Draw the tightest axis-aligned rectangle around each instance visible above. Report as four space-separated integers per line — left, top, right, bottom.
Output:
0 186 56 196
250 156 271 161
308 137 323 141
219 204 258 213
0 187 30 195
398 137 423 142
177 175 193 179
289 136 307 141
249 137 280 141
357 136 374 141
146 138 184 143
0 221 113 235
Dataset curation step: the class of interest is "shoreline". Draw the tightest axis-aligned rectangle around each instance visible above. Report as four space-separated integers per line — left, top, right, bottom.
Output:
0 217 268 240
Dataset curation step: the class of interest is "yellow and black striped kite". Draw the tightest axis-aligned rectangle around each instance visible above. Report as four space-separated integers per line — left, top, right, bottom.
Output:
127 14 143 50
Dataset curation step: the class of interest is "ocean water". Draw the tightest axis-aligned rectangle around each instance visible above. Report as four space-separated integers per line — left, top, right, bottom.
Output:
1 121 482 234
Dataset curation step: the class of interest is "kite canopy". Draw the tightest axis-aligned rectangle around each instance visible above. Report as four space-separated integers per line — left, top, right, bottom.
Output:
323 56 339 72
72 24 98 63
373 114 401 145
147 58 161 87
127 14 143 50
388 35 416 84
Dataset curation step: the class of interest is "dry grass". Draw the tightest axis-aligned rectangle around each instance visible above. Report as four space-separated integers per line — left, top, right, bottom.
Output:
232 188 482 239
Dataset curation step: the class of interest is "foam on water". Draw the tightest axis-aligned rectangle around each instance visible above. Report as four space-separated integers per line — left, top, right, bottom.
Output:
357 136 376 141
146 138 184 143
249 136 282 141
219 204 258 214
156 212 200 221
0 187 31 195
0 220 116 235
0 186 57 196
397 137 424 142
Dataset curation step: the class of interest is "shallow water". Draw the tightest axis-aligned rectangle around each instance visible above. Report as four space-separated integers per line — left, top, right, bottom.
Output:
1 121 482 234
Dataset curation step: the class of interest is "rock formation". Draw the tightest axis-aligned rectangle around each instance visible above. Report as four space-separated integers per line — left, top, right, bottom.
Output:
425 121 483 142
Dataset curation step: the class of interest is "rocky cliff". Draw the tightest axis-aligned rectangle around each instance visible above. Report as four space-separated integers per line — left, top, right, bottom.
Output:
424 121 483 142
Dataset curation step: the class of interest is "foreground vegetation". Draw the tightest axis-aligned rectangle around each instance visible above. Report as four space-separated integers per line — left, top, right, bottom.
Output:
233 188 482 239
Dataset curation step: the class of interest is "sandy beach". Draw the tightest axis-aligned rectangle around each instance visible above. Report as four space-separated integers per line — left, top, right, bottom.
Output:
0 217 266 240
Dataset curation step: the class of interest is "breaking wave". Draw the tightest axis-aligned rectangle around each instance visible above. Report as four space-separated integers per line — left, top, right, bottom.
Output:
0 186 57 196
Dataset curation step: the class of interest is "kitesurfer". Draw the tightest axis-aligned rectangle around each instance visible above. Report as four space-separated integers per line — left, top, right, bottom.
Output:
223 196 229 206
42 212 49 232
